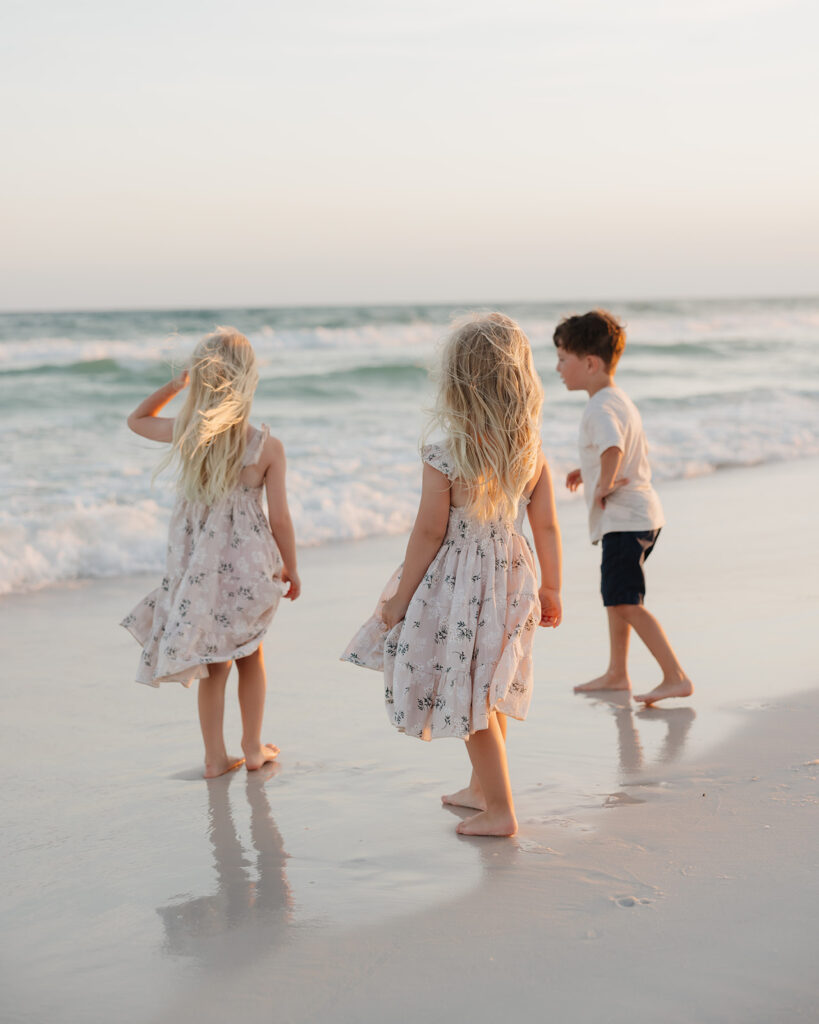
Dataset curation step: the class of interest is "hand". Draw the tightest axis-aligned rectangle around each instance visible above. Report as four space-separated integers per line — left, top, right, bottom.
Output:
381 594 408 630
282 568 301 600
566 468 582 492
538 586 562 628
171 369 190 391
594 476 629 510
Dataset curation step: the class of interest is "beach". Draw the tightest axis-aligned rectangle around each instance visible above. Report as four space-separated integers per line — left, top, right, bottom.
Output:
5 0 819 1009
2 456 818 1023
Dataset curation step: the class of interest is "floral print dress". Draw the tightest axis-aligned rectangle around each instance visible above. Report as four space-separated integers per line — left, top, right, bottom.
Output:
342 443 540 741
122 425 285 687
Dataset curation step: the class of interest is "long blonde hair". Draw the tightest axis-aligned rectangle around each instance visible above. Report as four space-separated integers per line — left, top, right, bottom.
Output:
428 313 543 522
160 327 258 505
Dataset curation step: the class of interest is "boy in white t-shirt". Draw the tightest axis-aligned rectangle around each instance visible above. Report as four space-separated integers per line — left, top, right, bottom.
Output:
554 310 692 706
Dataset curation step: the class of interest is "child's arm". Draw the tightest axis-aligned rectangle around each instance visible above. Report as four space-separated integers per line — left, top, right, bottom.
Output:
126 370 189 442
566 468 582 491
527 454 562 628
594 446 629 510
381 463 451 628
263 437 301 600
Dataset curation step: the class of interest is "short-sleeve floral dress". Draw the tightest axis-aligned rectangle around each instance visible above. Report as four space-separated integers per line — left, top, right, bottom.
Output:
122 425 285 687
341 443 540 741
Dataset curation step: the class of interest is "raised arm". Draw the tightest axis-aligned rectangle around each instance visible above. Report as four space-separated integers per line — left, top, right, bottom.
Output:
526 454 563 628
381 462 451 629
126 370 189 442
263 437 301 600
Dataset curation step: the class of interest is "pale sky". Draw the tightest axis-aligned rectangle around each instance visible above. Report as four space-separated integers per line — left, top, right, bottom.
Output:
2 0 817 310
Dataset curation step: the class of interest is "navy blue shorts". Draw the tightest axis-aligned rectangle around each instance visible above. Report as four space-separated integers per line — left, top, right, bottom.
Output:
600 529 661 607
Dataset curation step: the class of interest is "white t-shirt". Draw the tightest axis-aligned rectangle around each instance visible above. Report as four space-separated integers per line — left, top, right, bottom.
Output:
579 386 665 544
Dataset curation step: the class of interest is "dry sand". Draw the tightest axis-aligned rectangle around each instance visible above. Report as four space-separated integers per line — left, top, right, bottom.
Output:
1 458 818 1023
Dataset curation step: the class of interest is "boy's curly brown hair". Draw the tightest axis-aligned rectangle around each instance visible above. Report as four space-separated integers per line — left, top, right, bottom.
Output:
552 310 626 370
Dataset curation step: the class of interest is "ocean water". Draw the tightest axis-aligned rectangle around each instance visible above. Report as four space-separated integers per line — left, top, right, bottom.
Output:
2 297 818 595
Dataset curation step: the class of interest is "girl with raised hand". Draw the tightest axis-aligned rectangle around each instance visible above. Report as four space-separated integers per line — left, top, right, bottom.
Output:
122 327 300 777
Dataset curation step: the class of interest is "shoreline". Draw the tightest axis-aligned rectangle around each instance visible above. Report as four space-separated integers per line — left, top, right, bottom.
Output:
3 451 819 601
1 456 818 1022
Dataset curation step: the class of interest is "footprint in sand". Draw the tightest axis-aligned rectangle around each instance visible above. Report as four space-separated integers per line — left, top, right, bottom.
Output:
603 791 646 807
614 895 656 908
516 839 563 856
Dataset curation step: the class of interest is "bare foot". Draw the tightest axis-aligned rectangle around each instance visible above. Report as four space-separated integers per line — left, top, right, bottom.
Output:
456 808 517 837
574 671 631 694
634 675 694 706
203 755 245 779
442 785 486 811
244 742 280 771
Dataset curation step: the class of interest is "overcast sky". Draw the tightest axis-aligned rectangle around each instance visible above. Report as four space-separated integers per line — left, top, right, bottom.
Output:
2 0 817 310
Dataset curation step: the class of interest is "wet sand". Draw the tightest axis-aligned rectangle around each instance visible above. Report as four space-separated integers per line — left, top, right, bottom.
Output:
1 458 818 1023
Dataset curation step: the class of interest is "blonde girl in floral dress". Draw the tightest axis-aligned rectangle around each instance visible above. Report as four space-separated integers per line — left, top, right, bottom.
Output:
122 328 300 778
342 313 562 836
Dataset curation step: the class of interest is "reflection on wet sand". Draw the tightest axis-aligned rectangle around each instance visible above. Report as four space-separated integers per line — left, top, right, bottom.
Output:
580 691 696 775
637 706 696 765
157 765 292 964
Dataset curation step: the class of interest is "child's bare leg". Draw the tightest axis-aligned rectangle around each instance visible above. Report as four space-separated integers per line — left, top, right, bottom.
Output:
456 713 517 837
442 713 507 810
237 646 279 770
613 605 693 705
574 608 632 692
198 661 245 778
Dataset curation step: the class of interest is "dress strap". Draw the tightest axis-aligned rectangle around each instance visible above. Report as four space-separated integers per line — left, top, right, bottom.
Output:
421 442 455 480
243 424 270 467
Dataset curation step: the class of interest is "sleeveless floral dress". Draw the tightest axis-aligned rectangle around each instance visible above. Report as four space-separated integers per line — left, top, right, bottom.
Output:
341 443 540 741
121 425 285 687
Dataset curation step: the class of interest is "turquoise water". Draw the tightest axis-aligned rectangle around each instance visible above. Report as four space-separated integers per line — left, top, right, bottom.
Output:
2 296 818 593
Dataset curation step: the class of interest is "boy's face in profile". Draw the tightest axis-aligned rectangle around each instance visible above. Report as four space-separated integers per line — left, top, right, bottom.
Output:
555 345 588 391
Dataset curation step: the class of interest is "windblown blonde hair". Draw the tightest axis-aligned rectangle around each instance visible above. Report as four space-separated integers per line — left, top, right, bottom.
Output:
160 327 258 505
427 313 543 523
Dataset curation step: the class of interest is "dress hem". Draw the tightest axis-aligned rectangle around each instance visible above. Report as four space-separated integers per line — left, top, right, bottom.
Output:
121 621 266 689
391 703 527 742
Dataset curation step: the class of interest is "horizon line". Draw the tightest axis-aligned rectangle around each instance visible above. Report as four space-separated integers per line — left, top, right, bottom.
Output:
1 291 818 318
